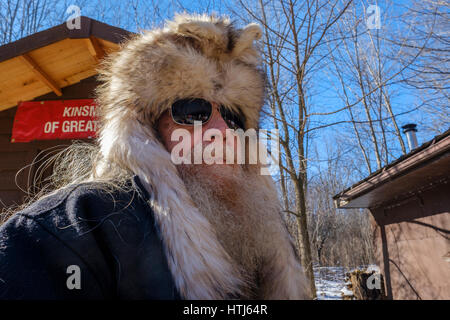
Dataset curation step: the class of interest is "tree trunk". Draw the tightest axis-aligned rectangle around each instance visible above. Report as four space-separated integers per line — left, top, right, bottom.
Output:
294 178 316 298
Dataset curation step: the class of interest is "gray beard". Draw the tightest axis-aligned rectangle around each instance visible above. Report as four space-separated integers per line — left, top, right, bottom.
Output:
177 164 283 298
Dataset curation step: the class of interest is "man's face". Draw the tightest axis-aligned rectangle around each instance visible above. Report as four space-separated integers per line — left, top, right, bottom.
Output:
156 101 240 167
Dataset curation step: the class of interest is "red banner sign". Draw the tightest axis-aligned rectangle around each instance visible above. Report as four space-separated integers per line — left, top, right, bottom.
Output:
11 99 98 143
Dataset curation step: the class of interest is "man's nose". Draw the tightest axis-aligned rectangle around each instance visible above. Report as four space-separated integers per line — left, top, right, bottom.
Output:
203 108 228 139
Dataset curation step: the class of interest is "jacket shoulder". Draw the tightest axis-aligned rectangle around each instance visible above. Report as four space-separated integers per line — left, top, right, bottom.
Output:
0 176 165 299
18 177 150 221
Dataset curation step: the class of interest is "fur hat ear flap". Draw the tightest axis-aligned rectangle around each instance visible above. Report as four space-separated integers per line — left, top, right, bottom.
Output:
231 23 262 64
176 20 229 51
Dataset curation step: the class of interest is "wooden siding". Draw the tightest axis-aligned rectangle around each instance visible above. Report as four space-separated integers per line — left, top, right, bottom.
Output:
371 181 450 300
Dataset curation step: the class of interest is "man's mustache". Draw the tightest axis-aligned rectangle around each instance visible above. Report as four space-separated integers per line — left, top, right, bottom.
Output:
174 140 249 165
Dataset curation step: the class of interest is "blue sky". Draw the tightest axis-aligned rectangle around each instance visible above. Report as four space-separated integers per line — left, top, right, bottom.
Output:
5 0 448 184
66 1 449 179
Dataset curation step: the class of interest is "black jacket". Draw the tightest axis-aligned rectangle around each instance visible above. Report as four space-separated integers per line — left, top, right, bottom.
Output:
0 176 180 300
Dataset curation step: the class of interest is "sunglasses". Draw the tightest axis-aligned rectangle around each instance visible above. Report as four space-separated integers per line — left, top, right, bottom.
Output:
170 98 245 130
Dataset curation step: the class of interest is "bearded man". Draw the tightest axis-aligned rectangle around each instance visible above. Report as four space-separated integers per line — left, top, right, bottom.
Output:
0 14 309 300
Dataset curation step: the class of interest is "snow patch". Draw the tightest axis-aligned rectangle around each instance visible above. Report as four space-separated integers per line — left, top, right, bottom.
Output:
314 266 352 300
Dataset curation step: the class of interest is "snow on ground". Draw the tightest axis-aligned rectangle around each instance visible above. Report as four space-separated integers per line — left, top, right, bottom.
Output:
314 264 380 300
365 264 380 273
314 266 351 300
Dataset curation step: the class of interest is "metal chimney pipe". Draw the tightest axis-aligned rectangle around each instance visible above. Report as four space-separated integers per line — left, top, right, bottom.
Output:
402 123 419 151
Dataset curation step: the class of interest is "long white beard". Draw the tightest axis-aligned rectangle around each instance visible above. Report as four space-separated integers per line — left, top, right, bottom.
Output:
178 163 295 298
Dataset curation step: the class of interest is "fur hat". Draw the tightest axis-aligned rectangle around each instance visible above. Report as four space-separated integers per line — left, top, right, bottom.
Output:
94 13 308 300
97 13 266 130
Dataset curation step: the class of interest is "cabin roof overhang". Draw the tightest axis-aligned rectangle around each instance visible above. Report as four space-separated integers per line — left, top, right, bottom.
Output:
0 16 134 112
333 129 450 209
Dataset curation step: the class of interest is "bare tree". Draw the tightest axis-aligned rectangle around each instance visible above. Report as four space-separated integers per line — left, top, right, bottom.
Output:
232 0 355 298
325 1 438 173
0 0 64 44
308 140 374 267
392 0 450 135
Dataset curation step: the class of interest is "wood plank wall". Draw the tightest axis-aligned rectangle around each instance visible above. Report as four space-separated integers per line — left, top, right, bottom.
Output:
371 179 450 300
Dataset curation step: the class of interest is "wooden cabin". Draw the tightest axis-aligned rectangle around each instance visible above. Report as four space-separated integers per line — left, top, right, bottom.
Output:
0 17 132 211
334 130 450 300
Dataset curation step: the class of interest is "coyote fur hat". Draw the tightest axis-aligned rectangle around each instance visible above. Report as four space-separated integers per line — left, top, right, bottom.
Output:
94 13 308 299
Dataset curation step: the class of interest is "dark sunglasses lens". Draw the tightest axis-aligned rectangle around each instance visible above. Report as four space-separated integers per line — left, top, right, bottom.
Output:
171 99 212 125
220 106 245 130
